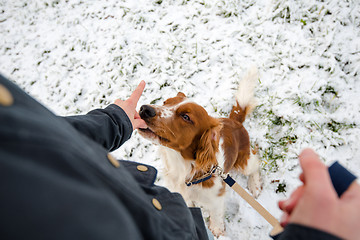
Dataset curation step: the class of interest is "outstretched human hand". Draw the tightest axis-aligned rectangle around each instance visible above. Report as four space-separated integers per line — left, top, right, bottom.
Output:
278 149 360 240
114 81 147 130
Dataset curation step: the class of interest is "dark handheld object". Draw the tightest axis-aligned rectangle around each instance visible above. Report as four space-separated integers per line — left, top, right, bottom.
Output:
271 161 357 239
328 161 357 197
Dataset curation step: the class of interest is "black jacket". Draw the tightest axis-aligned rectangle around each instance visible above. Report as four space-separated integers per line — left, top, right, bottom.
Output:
273 224 342 240
0 74 208 240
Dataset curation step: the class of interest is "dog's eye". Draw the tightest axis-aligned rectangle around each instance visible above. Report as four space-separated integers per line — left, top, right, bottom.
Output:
181 113 191 122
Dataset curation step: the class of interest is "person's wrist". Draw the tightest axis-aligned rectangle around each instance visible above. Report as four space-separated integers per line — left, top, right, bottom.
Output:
108 104 134 132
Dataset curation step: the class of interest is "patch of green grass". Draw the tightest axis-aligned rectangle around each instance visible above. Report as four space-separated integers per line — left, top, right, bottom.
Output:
276 182 287 193
261 147 282 172
150 97 162 105
253 106 298 172
327 120 356 133
321 85 338 97
272 5 291 23
159 81 171 90
254 84 356 174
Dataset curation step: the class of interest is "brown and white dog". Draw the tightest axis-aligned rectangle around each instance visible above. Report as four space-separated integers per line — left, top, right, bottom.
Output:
138 67 262 236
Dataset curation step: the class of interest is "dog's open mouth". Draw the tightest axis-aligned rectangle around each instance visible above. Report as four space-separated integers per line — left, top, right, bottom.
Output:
138 127 170 143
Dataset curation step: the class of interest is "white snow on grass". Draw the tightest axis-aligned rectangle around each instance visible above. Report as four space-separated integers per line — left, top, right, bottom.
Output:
1 0 360 239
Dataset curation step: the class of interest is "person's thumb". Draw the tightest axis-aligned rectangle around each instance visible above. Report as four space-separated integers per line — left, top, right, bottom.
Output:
299 149 335 194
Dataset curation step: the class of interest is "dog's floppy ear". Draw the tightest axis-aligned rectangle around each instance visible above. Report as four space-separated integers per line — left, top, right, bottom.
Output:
195 124 221 170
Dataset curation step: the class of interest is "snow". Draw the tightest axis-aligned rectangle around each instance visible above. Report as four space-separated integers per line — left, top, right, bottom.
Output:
1 0 360 239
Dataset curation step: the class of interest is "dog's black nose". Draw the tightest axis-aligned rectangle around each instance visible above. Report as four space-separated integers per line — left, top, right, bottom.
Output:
139 105 156 119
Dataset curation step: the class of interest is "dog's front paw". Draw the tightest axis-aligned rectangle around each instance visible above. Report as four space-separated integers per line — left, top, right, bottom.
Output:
248 171 262 198
209 220 225 237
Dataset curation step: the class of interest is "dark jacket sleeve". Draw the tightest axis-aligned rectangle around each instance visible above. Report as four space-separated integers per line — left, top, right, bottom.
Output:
272 224 342 240
62 104 133 152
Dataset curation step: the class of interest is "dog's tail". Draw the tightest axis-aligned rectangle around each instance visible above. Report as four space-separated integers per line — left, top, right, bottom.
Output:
230 66 258 123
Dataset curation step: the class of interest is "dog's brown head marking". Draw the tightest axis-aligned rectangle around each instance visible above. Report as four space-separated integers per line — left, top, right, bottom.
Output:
139 92 220 170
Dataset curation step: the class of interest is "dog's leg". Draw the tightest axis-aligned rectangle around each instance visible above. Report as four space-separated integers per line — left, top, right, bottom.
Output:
208 195 226 237
248 170 262 198
242 152 262 198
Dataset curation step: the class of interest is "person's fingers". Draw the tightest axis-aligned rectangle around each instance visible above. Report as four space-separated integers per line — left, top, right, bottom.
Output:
299 172 305 183
279 186 304 213
299 149 331 187
134 112 147 127
129 80 146 107
113 81 146 131
133 118 148 130
299 149 338 200
280 212 290 227
134 111 141 119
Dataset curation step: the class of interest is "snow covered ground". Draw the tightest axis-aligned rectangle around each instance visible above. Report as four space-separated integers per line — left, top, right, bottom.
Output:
1 0 359 239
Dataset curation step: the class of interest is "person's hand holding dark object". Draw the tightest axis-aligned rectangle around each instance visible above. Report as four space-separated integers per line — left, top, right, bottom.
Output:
278 149 360 240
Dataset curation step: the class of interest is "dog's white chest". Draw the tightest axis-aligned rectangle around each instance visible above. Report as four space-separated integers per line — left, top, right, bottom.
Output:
158 146 225 206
